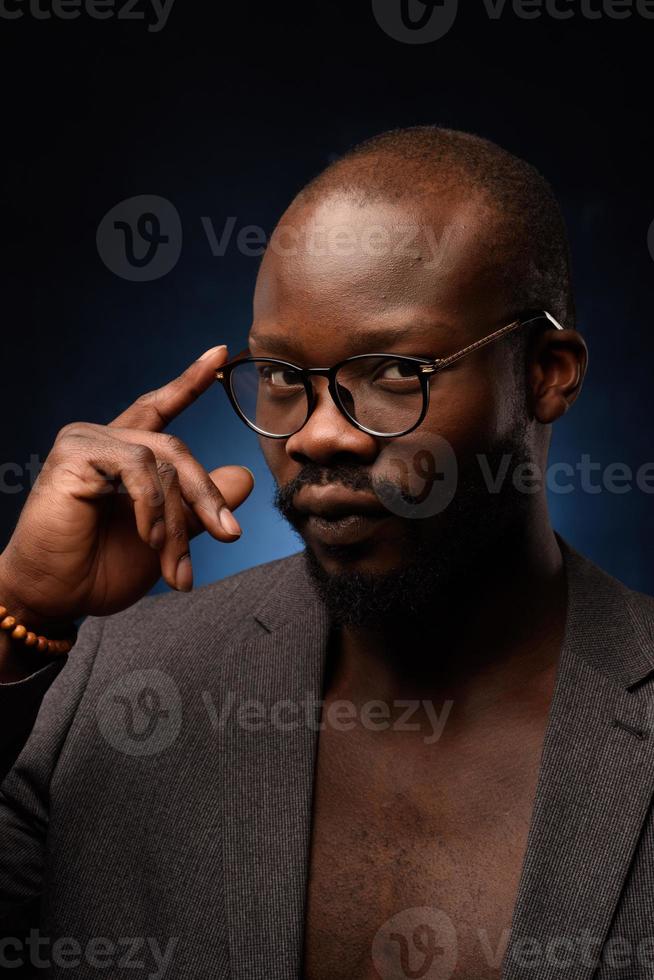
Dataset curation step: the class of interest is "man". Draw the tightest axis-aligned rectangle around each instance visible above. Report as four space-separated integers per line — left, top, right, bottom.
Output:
1 126 653 980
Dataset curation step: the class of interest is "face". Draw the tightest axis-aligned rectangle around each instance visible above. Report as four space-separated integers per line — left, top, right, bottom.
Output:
248 190 539 622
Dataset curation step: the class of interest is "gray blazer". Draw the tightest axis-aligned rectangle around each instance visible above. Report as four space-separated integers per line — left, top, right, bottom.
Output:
1 533 654 980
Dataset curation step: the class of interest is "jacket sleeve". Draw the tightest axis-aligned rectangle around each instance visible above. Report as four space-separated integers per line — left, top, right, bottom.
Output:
0 614 105 935
0 662 68 785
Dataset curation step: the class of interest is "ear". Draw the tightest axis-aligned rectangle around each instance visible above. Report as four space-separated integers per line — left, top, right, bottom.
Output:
527 328 588 424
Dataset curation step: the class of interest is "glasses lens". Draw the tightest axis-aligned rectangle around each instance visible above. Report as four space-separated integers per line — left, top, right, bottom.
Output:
230 360 309 436
335 356 425 435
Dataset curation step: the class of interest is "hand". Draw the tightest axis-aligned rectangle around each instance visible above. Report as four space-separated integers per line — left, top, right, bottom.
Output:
0 345 254 632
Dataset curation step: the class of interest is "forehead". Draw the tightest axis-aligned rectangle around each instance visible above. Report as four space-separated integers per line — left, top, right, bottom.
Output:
251 192 509 357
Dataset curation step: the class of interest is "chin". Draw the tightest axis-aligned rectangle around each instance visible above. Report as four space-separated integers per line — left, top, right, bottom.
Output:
307 537 412 578
300 535 449 629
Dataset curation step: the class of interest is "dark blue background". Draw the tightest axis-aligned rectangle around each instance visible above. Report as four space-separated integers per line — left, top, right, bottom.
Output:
1 2 652 594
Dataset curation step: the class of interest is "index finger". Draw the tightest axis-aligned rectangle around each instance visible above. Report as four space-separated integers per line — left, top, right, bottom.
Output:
109 345 229 432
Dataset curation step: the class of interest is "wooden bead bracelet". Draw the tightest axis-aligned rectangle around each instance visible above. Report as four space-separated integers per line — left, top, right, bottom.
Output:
0 605 77 656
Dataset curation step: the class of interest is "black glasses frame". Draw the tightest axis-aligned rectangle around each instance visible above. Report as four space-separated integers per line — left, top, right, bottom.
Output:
215 309 564 439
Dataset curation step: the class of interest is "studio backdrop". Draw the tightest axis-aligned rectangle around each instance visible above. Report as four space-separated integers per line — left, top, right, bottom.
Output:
1 1 652 593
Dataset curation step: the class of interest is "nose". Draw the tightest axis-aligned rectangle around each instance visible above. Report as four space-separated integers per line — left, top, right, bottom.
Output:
284 376 379 466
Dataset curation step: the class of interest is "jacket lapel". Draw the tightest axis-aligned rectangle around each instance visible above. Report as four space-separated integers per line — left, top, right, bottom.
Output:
502 536 654 979
219 554 331 980
216 540 654 980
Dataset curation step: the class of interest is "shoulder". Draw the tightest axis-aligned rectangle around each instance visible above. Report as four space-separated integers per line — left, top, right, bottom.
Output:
558 533 654 683
51 549 311 705
623 583 654 642
560 532 653 608
56 551 304 676
576 545 654 627
89 550 306 645
16 552 310 770
600 563 654 644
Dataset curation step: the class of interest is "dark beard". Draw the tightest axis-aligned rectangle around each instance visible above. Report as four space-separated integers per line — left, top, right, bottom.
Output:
273 435 534 629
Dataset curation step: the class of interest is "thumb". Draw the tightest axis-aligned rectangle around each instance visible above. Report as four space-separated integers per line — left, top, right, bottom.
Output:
208 465 255 512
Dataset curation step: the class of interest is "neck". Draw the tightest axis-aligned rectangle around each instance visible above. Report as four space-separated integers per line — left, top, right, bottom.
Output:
328 517 566 715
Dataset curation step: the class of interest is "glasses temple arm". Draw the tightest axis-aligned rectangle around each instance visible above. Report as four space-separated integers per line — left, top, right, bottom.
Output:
433 311 565 371
434 318 524 370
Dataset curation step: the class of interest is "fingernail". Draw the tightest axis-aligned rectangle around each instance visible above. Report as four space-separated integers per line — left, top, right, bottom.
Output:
239 466 255 484
149 519 166 550
198 344 227 362
219 506 242 537
176 553 193 592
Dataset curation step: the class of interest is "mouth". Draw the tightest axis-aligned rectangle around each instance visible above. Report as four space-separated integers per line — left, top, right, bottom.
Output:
294 486 392 547
294 485 387 516
305 511 392 546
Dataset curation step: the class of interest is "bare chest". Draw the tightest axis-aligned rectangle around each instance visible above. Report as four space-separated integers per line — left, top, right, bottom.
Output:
302 724 546 980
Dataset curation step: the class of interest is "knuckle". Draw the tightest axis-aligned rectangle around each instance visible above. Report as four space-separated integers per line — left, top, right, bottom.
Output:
167 523 187 546
57 421 88 441
183 472 213 501
157 460 178 481
127 443 156 467
195 476 221 503
160 433 187 457
166 376 185 396
134 389 156 407
134 389 168 426
142 482 165 507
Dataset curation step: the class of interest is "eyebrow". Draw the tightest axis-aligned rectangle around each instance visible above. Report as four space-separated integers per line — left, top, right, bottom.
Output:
248 323 449 358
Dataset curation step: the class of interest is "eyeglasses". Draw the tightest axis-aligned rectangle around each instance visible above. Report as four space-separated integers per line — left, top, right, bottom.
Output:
215 309 564 439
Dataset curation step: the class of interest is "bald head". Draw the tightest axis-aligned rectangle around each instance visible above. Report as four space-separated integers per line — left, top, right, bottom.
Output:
288 126 575 329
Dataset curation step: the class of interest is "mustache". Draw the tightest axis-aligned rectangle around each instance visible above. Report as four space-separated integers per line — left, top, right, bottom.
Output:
273 461 430 523
274 463 375 519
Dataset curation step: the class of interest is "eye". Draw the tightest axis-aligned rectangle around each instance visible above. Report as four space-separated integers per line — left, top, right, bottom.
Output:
379 360 417 380
259 365 303 388
371 361 420 394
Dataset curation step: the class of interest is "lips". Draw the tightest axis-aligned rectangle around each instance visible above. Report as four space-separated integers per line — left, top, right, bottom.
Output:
293 485 389 520
293 485 392 547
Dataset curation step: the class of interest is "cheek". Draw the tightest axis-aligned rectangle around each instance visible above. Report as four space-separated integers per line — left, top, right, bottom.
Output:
259 438 290 484
368 371 520 517
419 374 503 455
424 356 524 453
